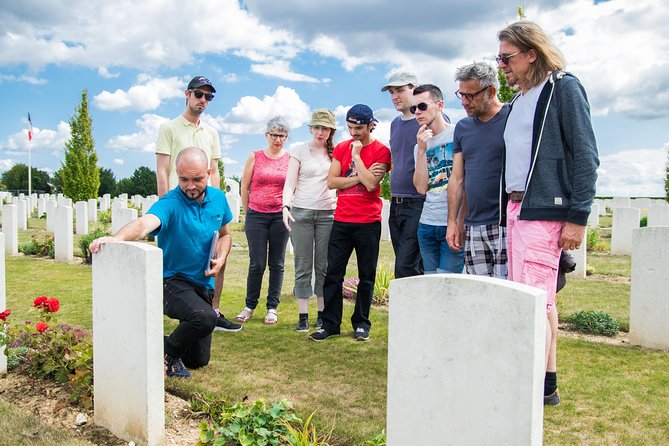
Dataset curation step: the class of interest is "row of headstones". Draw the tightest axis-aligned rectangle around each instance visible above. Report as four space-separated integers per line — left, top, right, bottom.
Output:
86 225 669 445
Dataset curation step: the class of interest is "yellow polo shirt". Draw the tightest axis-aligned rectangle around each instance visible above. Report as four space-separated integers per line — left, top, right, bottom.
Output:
155 115 221 189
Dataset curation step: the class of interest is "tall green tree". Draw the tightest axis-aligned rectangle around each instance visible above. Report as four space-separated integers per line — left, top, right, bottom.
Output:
61 89 100 201
217 159 226 190
116 166 157 196
1 163 53 193
98 167 117 196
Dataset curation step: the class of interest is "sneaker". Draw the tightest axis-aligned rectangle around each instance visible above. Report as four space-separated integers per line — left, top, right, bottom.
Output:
315 316 323 330
165 354 191 379
214 315 243 332
296 317 309 332
309 328 338 342
354 327 370 341
544 389 560 406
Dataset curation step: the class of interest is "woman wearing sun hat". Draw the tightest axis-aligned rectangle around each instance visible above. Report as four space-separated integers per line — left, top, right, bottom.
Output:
281 109 338 332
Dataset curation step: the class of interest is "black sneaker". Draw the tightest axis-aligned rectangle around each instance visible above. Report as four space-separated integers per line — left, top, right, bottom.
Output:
165 354 191 379
315 316 323 330
309 328 338 342
354 327 370 341
296 317 309 332
544 389 560 406
214 315 243 332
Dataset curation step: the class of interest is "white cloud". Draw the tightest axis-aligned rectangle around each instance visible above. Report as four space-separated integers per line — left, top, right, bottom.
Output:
113 158 124 165
0 73 47 85
0 159 14 171
250 60 320 83
221 157 238 165
93 76 183 111
0 121 70 154
106 114 169 152
217 86 311 133
596 145 667 197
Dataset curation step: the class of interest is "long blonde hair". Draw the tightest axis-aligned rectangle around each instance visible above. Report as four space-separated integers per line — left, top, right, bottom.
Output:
498 20 565 89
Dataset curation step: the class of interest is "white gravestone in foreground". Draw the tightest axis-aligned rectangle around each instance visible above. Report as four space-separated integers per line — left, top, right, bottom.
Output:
630 227 669 350
75 201 89 235
1 205 18 255
54 206 73 262
387 275 546 446
37 197 46 218
92 242 165 445
0 233 6 375
611 207 640 255
112 208 138 235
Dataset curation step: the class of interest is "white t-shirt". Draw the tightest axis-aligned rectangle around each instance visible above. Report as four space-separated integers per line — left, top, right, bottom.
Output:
504 79 548 193
290 143 336 210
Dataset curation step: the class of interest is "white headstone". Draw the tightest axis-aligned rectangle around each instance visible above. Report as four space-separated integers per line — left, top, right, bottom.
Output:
133 195 142 208
226 194 240 223
630 227 669 350
0 233 6 375
587 204 600 227
387 275 546 445
100 194 111 212
224 178 240 196
92 242 165 445
631 197 651 211
54 206 73 262
612 196 630 209
650 199 668 208
1 205 18 255
611 207 640 255
647 206 669 227
46 200 58 232
75 201 89 235
566 241 587 278
16 198 28 230
88 198 98 223
380 199 391 241
37 197 46 218
112 208 138 235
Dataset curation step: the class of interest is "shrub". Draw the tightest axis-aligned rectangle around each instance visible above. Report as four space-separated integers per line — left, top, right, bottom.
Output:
365 431 387 446
373 263 394 305
18 235 54 258
565 310 620 337
640 216 648 227
79 229 110 264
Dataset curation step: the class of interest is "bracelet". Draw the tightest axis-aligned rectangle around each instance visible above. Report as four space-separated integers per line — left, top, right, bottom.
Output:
283 205 291 211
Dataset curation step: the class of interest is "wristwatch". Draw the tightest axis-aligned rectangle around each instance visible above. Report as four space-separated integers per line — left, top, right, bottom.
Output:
283 205 291 211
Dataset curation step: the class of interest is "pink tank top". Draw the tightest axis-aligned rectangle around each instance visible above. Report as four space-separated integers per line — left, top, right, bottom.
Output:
248 150 289 213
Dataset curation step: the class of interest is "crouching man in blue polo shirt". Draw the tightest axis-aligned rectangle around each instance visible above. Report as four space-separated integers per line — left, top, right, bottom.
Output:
89 147 233 379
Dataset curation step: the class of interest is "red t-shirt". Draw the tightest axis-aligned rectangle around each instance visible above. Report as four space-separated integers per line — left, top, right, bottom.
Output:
333 138 391 223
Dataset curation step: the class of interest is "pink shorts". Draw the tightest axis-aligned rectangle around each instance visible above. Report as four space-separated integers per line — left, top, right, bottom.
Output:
506 200 563 316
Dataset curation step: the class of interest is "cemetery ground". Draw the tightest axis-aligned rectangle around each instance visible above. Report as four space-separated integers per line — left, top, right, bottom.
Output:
1 217 669 445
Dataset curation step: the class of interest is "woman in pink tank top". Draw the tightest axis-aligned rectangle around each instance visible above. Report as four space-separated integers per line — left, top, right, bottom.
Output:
237 117 290 325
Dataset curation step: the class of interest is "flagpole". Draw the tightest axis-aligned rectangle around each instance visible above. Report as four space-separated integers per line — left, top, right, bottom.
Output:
28 138 32 196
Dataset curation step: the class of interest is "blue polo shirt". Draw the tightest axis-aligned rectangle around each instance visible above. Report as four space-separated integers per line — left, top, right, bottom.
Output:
148 186 232 289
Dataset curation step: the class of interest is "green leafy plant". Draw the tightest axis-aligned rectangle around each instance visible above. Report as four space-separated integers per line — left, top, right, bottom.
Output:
585 228 607 253
6 296 93 407
365 430 387 446
640 216 648 227
97 209 111 228
565 310 620 337
193 393 301 446
79 229 110 264
373 263 394 305
280 411 332 446
18 235 55 258
0 309 10 356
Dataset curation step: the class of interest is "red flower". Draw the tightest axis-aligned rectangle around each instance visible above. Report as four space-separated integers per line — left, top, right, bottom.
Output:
46 298 60 313
33 296 48 308
35 321 48 332
0 309 10 322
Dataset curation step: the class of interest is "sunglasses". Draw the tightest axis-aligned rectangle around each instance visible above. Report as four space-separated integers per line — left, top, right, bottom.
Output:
190 89 215 101
455 86 489 102
409 101 437 114
268 133 288 140
495 49 530 65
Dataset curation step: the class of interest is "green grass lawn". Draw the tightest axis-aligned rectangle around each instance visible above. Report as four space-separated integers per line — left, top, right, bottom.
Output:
3 225 668 445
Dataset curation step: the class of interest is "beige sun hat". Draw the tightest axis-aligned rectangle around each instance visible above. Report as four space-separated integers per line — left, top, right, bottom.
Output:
308 109 337 129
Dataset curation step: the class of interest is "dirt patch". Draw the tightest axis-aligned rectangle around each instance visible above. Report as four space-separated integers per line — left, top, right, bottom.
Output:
558 326 630 346
586 274 630 283
0 373 200 445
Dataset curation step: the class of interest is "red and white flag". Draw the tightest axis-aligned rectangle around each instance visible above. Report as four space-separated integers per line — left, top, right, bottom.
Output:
27 113 33 141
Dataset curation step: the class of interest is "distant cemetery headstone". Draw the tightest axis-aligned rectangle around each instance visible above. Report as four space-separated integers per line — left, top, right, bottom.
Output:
612 196 630 209
630 227 669 350
111 208 138 235
387 275 546 445
54 206 73 262
587 204 600 227
611 207 640 255
16 198 28 230
566 242 587 278
1 204 18 255
75 201 89 235
647 206 669 227
46 200 57 232
92 242 165 445
381 199 391 241
88 198 98 223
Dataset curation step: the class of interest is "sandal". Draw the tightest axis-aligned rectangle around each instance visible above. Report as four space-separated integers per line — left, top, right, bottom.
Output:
264 309 278 325
235 307 253 323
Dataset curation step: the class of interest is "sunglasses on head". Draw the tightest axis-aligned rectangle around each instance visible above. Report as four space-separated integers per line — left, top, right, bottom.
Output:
409 101 435 114
190 89 215 101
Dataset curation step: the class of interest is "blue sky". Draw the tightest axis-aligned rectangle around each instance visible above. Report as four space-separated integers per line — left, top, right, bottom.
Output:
0 0 667 196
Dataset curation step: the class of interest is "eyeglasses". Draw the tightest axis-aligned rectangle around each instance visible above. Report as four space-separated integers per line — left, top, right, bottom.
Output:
268 133 288 140
455 86 489 102
409 101 438 114
495 49 529 65
189 89 215 101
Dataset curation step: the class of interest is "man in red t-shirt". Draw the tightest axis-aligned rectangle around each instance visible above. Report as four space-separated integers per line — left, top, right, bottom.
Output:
309 104 391 342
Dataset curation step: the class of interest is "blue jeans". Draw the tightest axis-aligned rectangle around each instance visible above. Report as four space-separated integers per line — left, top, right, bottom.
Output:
244 209 290 310
389 198 424 278
417 223 464 274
